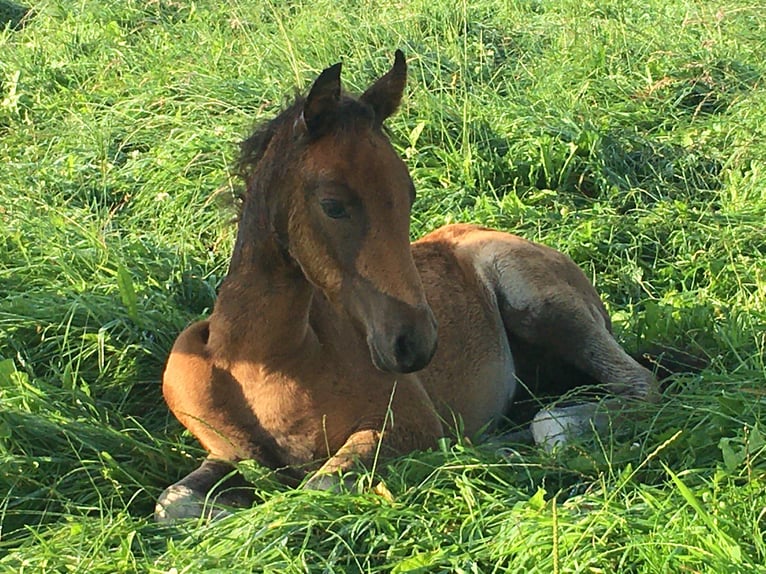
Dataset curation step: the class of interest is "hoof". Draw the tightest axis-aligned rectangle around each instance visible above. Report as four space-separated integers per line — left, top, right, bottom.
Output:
154 484 232 522
531 403 606 452
154 459 255 522
303 472 357 492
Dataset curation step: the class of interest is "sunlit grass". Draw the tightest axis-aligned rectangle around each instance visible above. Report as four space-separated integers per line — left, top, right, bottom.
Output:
1 0 765 571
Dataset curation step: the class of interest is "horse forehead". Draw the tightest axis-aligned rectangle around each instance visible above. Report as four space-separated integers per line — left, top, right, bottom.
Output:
306 130 407 184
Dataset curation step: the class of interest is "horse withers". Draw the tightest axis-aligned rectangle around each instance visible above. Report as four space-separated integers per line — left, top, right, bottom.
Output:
155 51 656 521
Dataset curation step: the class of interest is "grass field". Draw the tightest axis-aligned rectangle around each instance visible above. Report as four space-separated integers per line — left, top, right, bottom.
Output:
1 0 765 571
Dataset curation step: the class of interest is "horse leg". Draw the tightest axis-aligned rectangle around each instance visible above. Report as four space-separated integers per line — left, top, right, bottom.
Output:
304 382 444 491
303 429 381 491
157 320 263 521
503 299 656 449
506 298 656 399
487 247 657 447
154 458 254 521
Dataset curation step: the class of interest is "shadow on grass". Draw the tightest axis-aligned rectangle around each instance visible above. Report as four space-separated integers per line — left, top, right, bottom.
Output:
0 241 223 541
0 409 181 538
0 1 31 31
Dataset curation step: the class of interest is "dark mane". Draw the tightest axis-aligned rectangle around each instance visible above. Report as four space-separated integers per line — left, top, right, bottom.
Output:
236 99 303 182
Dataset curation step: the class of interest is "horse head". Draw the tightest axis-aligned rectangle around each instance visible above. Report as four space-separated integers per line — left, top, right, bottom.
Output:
241 51 437 373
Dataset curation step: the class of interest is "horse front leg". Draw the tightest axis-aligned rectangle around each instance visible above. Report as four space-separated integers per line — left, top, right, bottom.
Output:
303 428 382 491
156 320 260 521
304 385 444 491
154 458 254 521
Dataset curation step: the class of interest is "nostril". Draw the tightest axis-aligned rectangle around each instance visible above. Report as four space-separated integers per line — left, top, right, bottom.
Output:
392 329 434 373
394 333 413 365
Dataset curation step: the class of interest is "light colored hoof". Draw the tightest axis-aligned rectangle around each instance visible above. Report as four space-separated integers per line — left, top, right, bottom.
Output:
154 484 232 522
531 403 605 452
303 472 357 492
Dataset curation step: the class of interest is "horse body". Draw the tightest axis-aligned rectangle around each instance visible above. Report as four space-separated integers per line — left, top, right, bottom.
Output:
155 52 655 520
412 228 518 432
414 224 654 418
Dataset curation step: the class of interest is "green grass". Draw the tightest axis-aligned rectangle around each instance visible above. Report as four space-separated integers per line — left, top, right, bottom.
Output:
1 0 765 571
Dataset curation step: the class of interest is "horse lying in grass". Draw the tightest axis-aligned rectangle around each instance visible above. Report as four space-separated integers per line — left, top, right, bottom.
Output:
155 51 656 521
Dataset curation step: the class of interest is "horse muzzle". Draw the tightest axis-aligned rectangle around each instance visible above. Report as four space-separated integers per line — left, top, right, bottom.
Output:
368 303 438 374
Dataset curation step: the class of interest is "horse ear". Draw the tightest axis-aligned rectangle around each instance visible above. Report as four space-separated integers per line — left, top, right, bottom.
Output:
361 50 407 125
303 62 342 136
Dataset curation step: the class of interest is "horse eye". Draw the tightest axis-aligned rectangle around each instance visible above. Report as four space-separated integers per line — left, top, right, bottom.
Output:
320 199 350 220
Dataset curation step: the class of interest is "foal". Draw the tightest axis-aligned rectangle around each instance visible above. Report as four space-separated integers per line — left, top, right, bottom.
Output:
156 51 655 520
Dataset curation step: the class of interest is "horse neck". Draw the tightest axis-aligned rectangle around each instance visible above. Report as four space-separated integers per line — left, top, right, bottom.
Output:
207 202 314 363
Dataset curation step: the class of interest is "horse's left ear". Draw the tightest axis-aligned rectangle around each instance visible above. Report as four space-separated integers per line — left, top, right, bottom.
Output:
361 50 407 125
303 62 343 137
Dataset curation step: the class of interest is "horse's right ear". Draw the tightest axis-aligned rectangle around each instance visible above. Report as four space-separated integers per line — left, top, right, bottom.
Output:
361 50 407 125
302 62 342 137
